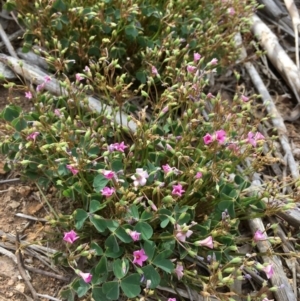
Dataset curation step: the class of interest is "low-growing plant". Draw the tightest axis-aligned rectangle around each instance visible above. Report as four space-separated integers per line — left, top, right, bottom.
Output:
6 0 258 86
0 53 293 301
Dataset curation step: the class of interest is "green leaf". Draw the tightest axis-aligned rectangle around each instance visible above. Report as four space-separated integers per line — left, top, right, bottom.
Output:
141 265 161 288
129 205 139 220
90 215 107 232
103 281 119 300
160 218 169 228
11 117 27 131
134 222 153 240
53 0 67 11
106 220 119 232
74 279 89 298
217 199 235 217
2 105 21 122
95 256 107 275
115 227 132 243
159 209 172 228
74 209 88 230
113 258 128 279
93 174 109 192
60 286 75 301
91 242 103 256
112 159 123 171
143 240 156 261
105 235 119 253
105 247 124 258
135 71 147 84
92 287 109 301
120 274 141 298
125 24 139 38
153 250 173 261
152 258 174 273
140 210 153 221
89 200 105 213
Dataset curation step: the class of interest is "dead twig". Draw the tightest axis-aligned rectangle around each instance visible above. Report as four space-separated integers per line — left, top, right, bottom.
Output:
15 213 48 222
0 22 18 58
15 231 39 301
0 29 23 49
0 178 21 184
24 264 70 282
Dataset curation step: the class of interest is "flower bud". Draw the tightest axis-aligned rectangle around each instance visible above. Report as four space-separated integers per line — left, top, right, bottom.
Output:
229 257 242 264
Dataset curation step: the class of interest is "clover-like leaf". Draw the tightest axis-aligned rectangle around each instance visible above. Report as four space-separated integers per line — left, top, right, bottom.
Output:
93 174 109 192
141 265 160 288
113 258 128 279
74 209 88 230
105 235 119 253
120 274 141 298
143 240 156 261
103 281 119 300
90 214 107 233
134 222 153 240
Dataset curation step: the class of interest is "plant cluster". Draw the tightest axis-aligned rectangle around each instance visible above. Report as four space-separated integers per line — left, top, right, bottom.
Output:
7 0 256 85
0 54 290 300
0 0 290 301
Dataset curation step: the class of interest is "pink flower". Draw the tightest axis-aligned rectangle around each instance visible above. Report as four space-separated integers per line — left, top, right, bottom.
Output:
66 165 79 176
209 58 218 65
194 52 201 62
131 168 149 187
75 73 83 81
148 200 158 211
162 164 172 173
54 109 62 117
203 133 214 145
263 263 274 279
44 75 51 83
63 230 79 244
166 144 174 151
168 299 176 301
84 66 90 72
175 224 193 242
133 249 148 266
247 131 265 147
253 230 265 242
195 236 214 249
36 83 45 92
151 66 158 76
25 91 32 99
162 106 169 113
101 187 115 197
255 132 265 141
113 142 128 152
26 131 39 142
227 142 239 154
78 271 92 283
247 132 256 147
172 183 185 197
241 95 249 102
215 130 226 144
195 172 202 179
207 92 214 99
129 230 141 241
187 65 197 73
174 263 184 280
103 170 115 179
228 7 235 15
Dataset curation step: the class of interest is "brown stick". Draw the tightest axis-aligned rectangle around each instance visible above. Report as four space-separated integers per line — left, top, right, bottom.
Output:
24 265 70 282
15 231 39 301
